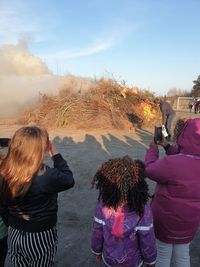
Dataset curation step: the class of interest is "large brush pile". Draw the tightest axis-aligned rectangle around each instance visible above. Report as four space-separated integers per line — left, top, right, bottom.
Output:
19 78 161 129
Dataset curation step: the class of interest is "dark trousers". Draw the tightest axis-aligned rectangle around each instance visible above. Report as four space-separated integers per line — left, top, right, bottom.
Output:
0 236 8 267
163 111 175 138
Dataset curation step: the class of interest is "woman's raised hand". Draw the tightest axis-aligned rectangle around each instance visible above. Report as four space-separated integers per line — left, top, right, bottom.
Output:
48 142 58 157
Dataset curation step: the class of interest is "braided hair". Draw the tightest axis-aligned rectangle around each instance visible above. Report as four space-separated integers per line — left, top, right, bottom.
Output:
93 156 149 216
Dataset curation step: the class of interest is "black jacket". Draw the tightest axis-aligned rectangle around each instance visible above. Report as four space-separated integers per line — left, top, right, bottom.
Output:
1 153 74 232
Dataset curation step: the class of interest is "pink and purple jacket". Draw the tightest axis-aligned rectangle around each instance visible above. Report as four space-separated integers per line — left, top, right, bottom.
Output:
91 202 156 267
145 118 200 244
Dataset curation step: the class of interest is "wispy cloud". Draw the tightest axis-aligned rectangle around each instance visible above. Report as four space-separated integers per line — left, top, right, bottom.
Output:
39 39 113 60
0 1 47 45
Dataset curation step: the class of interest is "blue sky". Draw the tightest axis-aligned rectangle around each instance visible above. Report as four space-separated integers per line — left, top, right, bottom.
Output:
0 0 200 95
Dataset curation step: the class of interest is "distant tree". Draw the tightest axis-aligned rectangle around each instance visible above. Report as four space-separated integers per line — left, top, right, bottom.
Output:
167 87 190 97
167 87 179 97
191 75 200 97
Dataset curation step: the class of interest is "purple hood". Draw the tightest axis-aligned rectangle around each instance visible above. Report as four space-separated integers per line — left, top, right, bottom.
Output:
178 118 200 156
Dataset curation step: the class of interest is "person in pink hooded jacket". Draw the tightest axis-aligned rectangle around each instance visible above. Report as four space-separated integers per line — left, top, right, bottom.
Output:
145 118 200 267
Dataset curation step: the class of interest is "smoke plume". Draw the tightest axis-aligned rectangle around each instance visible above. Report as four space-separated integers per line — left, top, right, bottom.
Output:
0 39 60 117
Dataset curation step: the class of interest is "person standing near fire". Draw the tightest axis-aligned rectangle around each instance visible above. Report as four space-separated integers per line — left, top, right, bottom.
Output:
159 100 175 140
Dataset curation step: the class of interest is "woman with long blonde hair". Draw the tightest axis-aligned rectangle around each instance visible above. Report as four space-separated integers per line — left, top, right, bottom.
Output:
0 126 74 267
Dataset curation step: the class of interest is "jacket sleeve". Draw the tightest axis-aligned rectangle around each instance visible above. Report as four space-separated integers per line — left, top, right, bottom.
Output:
40 153 75 193
145 147 172 184
91 203 104 255
164 144 179 155
137 205 157 265
0 202 9 226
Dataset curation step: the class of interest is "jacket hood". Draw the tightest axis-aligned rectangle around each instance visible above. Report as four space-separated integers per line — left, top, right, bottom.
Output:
102 205 140 238
177 118 200 156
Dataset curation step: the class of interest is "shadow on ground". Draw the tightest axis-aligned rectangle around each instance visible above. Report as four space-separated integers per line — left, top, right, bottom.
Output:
52 128 200 266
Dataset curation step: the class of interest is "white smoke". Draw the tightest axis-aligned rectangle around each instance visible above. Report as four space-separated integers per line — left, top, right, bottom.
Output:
0 38 61 117
0 38 50 76
0 38 97 118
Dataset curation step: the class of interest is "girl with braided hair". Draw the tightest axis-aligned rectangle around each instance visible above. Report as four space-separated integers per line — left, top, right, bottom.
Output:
91 156 156 267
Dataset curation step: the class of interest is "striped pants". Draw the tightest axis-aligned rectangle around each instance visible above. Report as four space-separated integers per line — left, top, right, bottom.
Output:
7 226 58 267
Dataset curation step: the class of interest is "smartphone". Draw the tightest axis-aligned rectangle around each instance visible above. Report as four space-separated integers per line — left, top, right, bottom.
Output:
154 125 168 143
0 138 11 147
154 126 163 143
161 125 168 138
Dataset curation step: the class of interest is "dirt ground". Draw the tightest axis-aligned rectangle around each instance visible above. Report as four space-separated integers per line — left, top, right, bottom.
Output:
1 110 200 267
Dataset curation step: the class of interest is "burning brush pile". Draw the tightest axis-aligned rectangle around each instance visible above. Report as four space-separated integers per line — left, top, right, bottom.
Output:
19 77 161 130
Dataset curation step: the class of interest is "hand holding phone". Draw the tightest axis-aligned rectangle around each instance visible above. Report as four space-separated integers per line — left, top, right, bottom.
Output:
154 125 168 144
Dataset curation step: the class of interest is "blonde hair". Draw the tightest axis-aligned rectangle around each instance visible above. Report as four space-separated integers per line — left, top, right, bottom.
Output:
0 126 49 203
